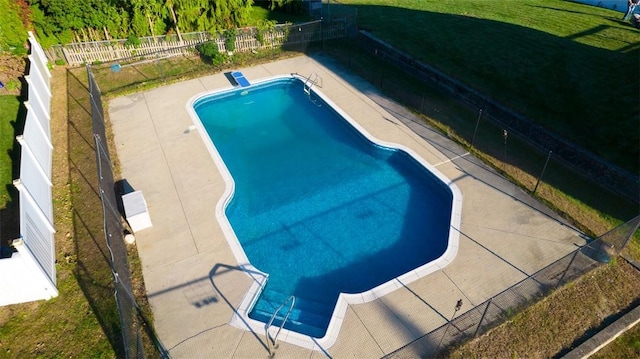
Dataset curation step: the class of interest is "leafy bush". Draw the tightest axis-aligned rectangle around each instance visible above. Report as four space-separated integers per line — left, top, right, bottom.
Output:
196 42 228 66
4 79 21 91
255 20 277 45
124 36 141 48
223 29 237 52
0 0 28 55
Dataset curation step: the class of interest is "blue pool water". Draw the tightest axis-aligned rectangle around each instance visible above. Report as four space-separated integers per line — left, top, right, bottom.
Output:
193 77 454 338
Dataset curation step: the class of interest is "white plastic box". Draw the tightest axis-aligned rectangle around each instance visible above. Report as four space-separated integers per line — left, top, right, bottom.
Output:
122 190 152 232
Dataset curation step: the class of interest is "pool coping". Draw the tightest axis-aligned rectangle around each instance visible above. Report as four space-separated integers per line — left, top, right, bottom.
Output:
185 73 463 350
108 54 586 358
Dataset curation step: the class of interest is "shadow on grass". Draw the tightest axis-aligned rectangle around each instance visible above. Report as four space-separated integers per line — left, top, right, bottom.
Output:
324 1 639 190
0 191 19 258
1 77 28 257
320 31 639 231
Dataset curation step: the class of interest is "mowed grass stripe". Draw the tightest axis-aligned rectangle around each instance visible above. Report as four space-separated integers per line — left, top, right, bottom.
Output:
339 0 639 172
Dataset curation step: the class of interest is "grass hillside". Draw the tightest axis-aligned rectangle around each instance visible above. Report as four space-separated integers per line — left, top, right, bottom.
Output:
338 0 640 174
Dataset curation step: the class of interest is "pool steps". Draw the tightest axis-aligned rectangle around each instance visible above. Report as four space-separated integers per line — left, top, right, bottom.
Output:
252 288 333 338
191 75 463 350
265 295 295 356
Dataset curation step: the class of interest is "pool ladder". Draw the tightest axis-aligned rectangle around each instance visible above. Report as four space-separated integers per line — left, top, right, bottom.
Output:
303 72 320 95
304 73 323 107
265 295 296 357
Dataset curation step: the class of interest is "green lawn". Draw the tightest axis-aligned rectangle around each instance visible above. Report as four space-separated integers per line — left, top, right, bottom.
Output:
336 0 640 173
0 95 20 208
0 77 118 356
592 320 640 358
246 4 314 25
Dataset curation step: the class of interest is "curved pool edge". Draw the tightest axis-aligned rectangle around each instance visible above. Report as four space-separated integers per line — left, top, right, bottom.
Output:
185 74 463 351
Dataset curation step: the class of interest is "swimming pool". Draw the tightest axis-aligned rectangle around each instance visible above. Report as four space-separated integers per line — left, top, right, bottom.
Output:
188 74 462 349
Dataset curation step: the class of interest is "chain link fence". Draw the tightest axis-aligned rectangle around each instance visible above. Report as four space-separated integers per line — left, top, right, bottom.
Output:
322 33 640 265
317 31 640 357
89 67 167 358
66 67 125 356
384 215 640 358
61 18 356 358
77 17 350 97
66 65 165 358
63 13 638 356
323 32 639 207
45 16 352 67
55 17 354 93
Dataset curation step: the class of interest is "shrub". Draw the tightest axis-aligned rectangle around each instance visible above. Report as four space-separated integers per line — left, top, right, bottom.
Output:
124 36 141 48
223 29 237 52
4 79 21 91
0 0 28 55
255 20 276 46
196 42 228 66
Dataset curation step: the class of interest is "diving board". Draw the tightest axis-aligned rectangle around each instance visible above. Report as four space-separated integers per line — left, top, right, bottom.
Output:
231 71 250 87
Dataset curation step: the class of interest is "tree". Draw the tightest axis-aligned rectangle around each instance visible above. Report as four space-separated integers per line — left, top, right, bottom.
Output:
164 0 183 41
172 0 253 33
82 0 127 40
26 0 255 46
29 0 126 43
118 0 166 38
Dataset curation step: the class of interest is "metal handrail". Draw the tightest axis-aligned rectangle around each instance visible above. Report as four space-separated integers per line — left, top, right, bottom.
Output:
303 72 319 95
265 295 296 357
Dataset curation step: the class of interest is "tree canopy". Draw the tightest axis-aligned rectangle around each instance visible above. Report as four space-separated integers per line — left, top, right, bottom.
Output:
27 0 255 46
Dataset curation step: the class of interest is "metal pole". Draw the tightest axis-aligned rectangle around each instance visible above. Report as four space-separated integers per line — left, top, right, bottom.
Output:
620 214 640 249
471 108 482 147
437 299 463 351
321 17 324 50
156 58 165 83
556 249 579 289
473 298 492 337
502 130 508 166
533 150 552 194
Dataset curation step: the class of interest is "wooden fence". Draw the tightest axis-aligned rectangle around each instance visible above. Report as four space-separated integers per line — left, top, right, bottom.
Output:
46 19 348 67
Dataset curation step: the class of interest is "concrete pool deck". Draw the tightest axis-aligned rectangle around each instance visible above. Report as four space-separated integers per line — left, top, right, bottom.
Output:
108 54 586 358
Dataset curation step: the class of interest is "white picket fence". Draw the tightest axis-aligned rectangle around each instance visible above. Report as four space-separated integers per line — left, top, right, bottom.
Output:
51 19 347 67
59 32 210 66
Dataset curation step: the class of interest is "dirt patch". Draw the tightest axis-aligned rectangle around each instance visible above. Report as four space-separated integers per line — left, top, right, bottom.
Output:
0 54 27 95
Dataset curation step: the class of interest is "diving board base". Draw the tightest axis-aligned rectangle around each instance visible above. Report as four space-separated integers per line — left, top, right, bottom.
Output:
231 71 250 87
